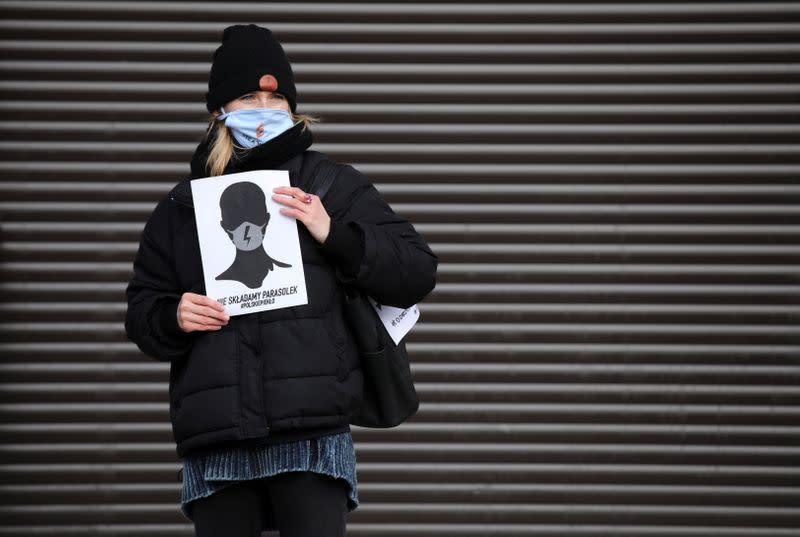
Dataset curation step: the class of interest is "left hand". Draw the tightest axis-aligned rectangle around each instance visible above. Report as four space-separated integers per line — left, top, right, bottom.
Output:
272 186 331 244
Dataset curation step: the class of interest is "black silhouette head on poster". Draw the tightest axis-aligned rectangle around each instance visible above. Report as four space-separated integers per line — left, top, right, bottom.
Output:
216 181 291 289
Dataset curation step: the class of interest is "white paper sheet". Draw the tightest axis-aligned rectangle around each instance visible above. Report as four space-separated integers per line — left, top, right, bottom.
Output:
191 170 308 316
367 297 420 345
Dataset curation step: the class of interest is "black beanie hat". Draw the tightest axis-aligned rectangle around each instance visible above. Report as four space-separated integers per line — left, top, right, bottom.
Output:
205 24 297 113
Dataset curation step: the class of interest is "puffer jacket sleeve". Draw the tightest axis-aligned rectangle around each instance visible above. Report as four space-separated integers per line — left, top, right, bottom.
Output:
125 198 195 362
322 163 438 308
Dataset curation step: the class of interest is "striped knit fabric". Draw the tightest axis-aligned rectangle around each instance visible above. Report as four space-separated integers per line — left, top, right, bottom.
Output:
179 431 359 525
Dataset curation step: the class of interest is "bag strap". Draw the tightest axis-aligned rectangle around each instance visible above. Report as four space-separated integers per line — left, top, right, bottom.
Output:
307 158 344 202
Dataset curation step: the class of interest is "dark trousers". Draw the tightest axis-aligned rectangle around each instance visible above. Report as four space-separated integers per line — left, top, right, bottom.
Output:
191 471 348 537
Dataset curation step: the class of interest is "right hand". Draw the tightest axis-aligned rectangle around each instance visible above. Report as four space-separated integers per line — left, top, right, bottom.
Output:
177 292 230 332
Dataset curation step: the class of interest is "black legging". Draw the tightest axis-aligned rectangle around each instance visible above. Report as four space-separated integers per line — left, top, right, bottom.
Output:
191 471 349 537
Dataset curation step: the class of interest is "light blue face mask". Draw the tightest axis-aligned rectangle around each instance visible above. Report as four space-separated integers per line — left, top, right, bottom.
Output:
217 107 295 149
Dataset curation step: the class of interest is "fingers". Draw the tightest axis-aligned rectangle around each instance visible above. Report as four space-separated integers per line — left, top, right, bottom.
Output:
271 186 331 243
184 293 228 319
182 322 221 332
178 292 230 333
271 192 319 226
182 311 225 331
272 189 313 213
272 186 309 201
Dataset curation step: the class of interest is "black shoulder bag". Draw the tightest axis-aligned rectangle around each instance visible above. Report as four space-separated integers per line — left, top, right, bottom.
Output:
306 157 420 428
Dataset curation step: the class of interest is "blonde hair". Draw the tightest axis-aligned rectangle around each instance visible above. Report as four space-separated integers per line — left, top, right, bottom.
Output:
205 112 318 177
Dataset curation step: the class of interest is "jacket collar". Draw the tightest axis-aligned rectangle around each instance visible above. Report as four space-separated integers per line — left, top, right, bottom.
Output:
170 122 312 208
190 121 313 178
169 152 306 209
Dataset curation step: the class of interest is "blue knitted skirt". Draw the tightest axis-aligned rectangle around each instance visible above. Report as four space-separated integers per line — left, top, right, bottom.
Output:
179 431 359 528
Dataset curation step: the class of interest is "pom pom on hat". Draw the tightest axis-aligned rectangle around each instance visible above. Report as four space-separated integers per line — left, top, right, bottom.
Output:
205 24 297 113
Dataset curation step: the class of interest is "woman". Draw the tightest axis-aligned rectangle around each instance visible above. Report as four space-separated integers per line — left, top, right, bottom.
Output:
125 24 437 537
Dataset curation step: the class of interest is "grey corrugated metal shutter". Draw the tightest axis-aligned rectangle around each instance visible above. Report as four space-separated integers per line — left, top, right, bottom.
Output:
1 1 798 535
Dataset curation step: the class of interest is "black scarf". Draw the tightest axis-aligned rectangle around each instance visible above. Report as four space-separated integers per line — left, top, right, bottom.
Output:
189 121 313 179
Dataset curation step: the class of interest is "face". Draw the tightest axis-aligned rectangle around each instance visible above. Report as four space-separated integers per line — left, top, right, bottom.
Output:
213 91 290 116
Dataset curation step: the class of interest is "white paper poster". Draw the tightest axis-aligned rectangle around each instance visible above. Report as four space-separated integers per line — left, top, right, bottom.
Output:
367 297 420 345
191 170 308 316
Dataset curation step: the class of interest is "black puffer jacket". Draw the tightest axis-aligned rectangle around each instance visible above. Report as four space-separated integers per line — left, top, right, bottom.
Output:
125 126 437 458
